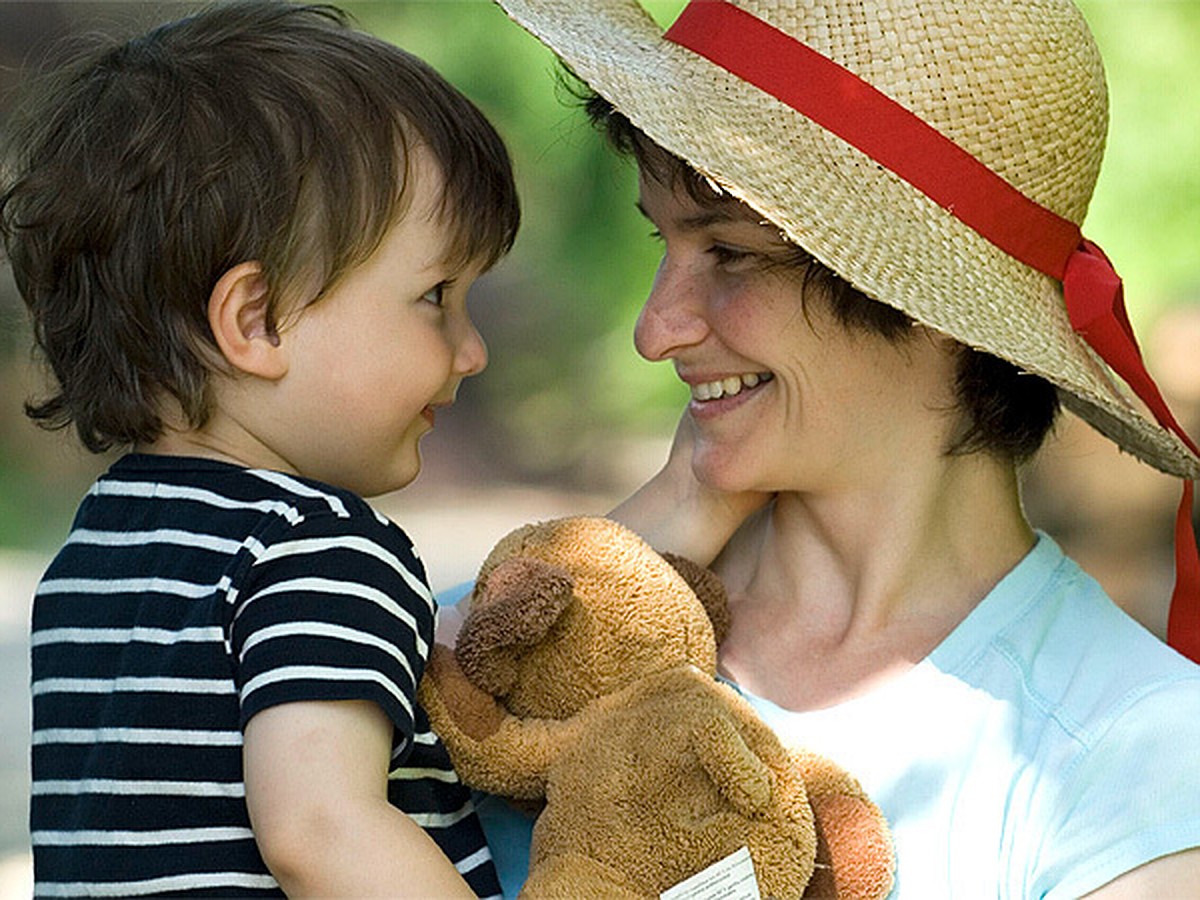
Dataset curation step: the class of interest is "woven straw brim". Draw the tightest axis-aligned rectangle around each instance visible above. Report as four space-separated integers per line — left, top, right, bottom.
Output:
496 0 1200 479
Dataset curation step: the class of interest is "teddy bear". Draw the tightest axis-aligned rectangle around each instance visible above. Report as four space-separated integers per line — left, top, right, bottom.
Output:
418 516 894 899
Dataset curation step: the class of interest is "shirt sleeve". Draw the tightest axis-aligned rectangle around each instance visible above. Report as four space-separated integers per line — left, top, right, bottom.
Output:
1036 672 1200 898
226 509 436 754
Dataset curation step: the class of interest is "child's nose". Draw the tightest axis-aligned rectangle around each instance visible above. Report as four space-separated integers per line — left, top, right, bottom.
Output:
456 319 488 377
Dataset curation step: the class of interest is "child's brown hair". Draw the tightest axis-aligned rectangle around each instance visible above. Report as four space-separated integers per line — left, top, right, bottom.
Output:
1 0 520 453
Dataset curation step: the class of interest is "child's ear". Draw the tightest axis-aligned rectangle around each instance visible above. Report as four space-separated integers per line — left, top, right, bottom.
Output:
208 261 288 380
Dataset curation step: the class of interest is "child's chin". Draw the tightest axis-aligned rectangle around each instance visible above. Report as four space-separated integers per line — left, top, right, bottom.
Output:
347 459 421 499
387 456 423 494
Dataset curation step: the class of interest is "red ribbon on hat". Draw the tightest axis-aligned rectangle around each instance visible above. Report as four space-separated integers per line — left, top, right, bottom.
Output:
665 0 1200 661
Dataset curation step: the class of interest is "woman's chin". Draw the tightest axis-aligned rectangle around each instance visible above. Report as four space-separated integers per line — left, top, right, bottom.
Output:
691 450 764 497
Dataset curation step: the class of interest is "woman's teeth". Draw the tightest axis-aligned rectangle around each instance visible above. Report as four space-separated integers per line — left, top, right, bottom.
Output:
690 372 773 401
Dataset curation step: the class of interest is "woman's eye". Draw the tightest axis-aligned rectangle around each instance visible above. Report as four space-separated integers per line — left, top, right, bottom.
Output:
421 283 446 307
708 243 752 266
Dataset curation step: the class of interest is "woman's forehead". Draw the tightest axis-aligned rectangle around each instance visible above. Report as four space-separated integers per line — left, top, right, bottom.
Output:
636 170 792 250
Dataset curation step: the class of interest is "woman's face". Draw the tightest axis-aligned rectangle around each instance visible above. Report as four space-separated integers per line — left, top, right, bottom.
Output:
634 171 962 496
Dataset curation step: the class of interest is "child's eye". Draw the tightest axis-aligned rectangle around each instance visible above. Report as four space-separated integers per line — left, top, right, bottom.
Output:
421 282 447 307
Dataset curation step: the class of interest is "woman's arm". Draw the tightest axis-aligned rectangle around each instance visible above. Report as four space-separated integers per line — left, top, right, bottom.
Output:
1082 848 1200 898
608 413 771 565
244 699 476 898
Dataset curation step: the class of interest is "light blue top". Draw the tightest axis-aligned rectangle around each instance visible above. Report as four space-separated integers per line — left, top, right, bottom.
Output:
442 533 1200 898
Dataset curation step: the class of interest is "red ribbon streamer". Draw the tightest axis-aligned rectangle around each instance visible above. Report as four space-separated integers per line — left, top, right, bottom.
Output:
1063 241 1200 659
665 0 1200 661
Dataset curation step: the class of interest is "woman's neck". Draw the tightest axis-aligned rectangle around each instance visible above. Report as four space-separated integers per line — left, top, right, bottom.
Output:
713 451 1033 711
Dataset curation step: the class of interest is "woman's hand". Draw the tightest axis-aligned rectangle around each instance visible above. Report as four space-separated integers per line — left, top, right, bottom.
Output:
609 412 772 565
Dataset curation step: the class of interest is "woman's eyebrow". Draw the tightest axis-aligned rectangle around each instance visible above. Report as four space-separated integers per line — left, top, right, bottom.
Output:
634 200 743 233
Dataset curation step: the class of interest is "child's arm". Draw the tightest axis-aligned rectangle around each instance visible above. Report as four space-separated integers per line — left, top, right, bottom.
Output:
244 699 476 898
609 414 772 565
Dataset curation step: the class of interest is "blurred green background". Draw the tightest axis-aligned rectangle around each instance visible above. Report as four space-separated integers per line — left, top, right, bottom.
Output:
0 0 1198 554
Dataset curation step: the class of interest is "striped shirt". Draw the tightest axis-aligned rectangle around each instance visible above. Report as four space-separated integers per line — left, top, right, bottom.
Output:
30 454 501 898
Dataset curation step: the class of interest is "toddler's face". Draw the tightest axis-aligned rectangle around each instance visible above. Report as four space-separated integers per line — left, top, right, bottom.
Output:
268 150 488 496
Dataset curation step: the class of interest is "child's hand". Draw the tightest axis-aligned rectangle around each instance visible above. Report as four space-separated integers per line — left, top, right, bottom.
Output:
609 413 772 565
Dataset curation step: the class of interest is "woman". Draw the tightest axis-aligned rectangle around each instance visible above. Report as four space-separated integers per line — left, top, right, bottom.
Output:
482 0 1200 895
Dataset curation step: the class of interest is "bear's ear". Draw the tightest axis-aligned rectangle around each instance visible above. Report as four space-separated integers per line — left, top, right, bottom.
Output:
661 552 731 646
455 556 575 696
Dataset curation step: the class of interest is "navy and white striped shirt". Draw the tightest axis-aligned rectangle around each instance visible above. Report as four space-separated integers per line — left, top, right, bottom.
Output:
30 454 501 898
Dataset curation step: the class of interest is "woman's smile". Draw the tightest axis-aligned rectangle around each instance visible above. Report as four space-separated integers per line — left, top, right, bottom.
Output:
685 370 775 419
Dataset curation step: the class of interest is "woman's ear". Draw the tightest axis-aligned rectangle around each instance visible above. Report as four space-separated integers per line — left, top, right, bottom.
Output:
207 261 288 380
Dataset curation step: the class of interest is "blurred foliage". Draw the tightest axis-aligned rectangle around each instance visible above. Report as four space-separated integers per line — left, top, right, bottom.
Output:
0 0 1198 550
1078 0 1200 321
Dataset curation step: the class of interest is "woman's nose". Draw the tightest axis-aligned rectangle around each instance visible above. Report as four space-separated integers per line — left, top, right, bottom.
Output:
633 257 708 361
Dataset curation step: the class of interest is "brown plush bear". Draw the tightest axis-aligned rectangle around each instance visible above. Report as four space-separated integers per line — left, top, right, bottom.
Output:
419 516 894 899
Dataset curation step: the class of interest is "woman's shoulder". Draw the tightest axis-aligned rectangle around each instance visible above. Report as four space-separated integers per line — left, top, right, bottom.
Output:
973 532 1200 741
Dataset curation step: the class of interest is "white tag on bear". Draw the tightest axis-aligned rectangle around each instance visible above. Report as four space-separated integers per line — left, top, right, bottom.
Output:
659 846 761 900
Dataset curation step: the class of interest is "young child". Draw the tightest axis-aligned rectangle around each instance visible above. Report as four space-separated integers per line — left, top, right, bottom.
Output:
1 1 519 895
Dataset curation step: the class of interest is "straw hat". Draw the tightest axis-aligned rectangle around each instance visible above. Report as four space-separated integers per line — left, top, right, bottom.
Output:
495 0 1200 480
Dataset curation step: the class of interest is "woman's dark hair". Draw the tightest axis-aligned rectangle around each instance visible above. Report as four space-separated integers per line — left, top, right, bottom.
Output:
584 93 1059 463
0 0 520 453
